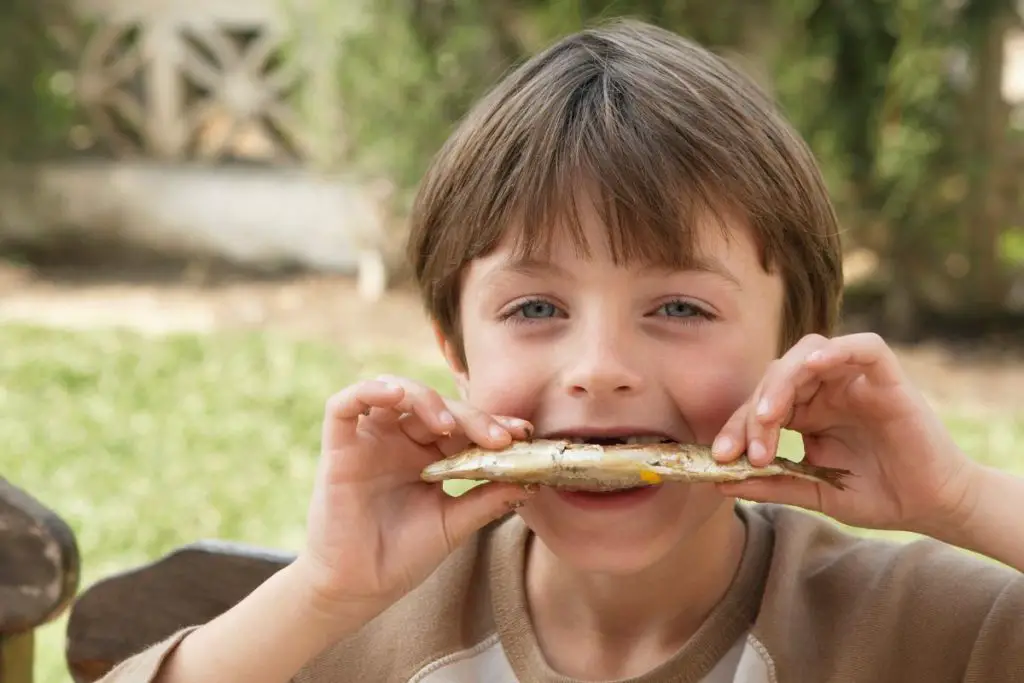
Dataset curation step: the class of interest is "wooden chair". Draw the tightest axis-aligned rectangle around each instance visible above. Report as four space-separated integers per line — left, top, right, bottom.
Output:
64 540 295 682
0 478 80 683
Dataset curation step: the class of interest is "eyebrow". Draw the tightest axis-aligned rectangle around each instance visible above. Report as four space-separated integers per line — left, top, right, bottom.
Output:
646 258 743 289
496 255 742 289
500 257 573 278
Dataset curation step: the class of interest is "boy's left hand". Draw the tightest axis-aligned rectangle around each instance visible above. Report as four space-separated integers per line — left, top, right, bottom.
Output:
711 332 981 537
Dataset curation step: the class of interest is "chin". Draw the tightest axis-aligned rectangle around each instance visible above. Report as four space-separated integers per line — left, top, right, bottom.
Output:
517 483 729 575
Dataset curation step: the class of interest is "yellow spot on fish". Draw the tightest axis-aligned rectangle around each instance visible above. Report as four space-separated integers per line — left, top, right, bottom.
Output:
640 470 662 484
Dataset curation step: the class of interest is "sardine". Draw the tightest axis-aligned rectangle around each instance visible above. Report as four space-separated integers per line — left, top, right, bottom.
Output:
420 439 852 492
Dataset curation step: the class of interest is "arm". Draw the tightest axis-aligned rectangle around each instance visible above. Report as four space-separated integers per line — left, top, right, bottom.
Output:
149 558 373 683
710 333 1023 575
928 464 1024 574
100 377 530 683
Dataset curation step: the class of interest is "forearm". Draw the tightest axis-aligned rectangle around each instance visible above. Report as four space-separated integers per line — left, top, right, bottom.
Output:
153 558 373 683
935 465 1024 573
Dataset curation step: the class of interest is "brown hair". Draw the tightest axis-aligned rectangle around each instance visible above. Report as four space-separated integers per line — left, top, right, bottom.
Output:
407 18 843 368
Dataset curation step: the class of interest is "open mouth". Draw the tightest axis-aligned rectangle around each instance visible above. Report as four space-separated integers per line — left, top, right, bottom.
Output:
563 435 672 445
554 434 673 500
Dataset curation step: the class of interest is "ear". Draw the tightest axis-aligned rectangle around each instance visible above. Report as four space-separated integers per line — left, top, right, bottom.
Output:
432 321 469 400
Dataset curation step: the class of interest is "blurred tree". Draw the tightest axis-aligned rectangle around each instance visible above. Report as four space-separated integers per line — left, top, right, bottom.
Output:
959 0 1018 313
0 0 76 162
329 0 1021 334
330 0 528 206
777 0 1020 337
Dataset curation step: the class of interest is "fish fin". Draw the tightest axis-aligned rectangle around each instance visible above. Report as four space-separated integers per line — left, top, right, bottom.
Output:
785 460 854 491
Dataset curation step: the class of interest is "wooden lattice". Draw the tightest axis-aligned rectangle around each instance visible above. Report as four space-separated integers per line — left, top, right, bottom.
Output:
180 24 306 162
60 0 331 164
69 21 147 158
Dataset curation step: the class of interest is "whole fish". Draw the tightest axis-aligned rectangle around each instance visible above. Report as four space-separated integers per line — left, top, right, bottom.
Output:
420 439 852 492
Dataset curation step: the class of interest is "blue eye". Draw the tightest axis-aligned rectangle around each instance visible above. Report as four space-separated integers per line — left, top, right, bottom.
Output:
658 300 700 317
500 298 563 326
517 300 558 318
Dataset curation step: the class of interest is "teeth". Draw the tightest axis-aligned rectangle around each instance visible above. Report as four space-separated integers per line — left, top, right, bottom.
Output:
567 435 666 444
625 435 667 444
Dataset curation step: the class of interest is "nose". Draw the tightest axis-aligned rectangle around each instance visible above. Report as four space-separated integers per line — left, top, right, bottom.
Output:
562 326 645 399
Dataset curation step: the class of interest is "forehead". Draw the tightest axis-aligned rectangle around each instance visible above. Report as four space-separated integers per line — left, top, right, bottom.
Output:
469 193 770 288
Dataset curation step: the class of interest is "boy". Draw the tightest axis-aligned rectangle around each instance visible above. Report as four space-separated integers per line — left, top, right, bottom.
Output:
101 19 1023 683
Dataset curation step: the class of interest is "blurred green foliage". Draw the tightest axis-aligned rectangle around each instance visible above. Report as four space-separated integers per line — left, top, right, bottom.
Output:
3 0 1023 329
330 0 1024 329
0 0 77 161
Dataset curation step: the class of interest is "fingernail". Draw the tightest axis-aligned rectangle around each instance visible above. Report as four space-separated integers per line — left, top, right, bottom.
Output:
505 419 536 440
514 419 534 437
748 439 767 463
756 397 771 418
807 350 825 364
489 424 508 441
712 435 733 457
439 410 456 427
383 380 403 392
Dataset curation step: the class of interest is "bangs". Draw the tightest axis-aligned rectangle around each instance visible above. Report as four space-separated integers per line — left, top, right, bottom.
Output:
473 68 749 271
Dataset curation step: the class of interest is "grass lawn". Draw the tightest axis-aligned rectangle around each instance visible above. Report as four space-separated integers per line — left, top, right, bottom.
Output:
3 323 1022 683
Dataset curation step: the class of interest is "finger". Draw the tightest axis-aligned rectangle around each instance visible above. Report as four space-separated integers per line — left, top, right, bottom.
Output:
804 333 903 388
715 477 824 512
400 413 533 451
712 399 752 462
762 333 901 421
398 411 447 446
431 415 531 458
760 360 866 437
495 415 534 439
375 375 459 436
439 399 516 452
755 334 903 441
747 334 831 465
440 482 536 549
322 380 405 445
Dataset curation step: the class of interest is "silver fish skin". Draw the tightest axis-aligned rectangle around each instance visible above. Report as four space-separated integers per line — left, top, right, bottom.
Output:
420 439 852 492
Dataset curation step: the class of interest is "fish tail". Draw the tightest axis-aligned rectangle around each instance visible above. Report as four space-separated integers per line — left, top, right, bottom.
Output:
781 460 853 490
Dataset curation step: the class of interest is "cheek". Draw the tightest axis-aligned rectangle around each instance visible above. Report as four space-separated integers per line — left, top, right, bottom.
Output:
667 340 772 442
460 328 546 418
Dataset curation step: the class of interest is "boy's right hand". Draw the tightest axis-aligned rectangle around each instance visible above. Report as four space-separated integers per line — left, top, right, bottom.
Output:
293 375 534 630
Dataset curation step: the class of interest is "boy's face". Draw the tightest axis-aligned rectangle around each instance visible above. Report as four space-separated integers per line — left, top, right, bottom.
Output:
438 197 785 574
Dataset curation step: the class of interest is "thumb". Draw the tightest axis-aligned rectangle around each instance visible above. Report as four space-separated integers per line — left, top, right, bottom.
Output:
440 482 534 547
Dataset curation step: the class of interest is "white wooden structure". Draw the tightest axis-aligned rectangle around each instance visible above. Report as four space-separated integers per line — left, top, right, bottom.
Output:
2 0 392 300
62 0 350 164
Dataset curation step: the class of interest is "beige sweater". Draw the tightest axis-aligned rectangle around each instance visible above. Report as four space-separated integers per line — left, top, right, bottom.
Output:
99 503 1024 682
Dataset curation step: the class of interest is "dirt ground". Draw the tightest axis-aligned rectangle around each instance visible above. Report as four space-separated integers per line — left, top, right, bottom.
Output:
0 256 443 357
0 257 1021 414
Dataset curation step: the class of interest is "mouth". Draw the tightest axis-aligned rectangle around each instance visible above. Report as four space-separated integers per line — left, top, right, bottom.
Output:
543 430 675 446
565 435 671 446
540 430 675 501
556 485 662 506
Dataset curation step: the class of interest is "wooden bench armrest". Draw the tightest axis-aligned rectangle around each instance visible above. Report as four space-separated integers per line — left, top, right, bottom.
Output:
66 540 294 683
0 477 81 683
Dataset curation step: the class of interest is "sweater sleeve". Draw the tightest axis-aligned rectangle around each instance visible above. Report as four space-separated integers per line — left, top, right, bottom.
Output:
93 627 199 683
962 573 1024 682
748 505 1024 682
